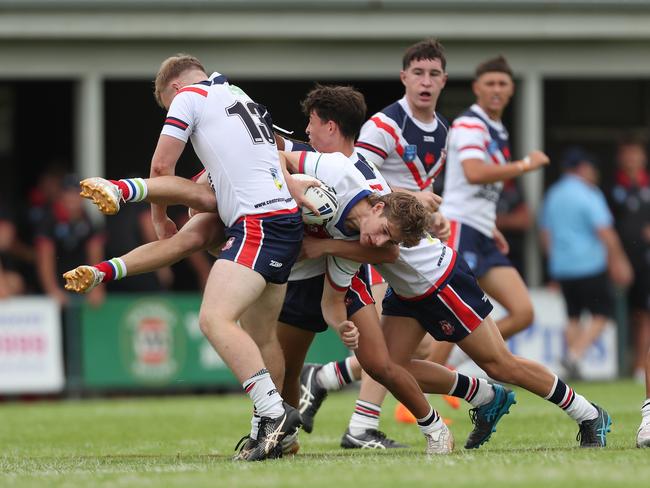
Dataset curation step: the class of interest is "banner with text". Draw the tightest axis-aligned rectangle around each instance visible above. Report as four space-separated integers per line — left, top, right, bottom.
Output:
81 294 348 389
0 297 64 393
458 289 618 380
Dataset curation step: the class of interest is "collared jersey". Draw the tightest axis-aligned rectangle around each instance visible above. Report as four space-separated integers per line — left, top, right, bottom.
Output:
355 97 448 191
294 151 391 286
161 72 295 227
440 103 512 237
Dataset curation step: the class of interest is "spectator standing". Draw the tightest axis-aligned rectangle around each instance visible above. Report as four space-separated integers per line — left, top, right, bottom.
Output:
608 136 650 382
540 147 632 378
34 174 106 307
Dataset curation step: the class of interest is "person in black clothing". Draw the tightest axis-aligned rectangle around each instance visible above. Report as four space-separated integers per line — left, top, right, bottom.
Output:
609 136 650 382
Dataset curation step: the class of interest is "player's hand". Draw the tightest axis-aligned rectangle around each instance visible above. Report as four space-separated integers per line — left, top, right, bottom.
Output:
299 235 329 260
153 217 178 240
524 150 550 171
415 191 443 212
493 228 510 255
336 320 359 350
287 175 321 216
430 212 450 242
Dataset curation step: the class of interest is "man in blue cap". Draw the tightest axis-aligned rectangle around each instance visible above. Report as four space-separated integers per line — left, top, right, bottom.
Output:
540 147 632 379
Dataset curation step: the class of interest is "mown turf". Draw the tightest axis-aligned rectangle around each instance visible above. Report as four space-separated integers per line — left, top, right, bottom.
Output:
1 381 648 487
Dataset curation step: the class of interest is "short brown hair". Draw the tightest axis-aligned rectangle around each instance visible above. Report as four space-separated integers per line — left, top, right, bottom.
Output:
475 55 513 80
154 54 206 108
300 84 367 140
402 38 447 71
367 192 430 248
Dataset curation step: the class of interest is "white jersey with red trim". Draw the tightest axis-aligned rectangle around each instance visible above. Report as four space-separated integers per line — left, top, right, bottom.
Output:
355 97 448 192
300 151 456 297
375 235 456 299
439 104 512 237
292 150 390 286
326 232 457 299
161 72 295 227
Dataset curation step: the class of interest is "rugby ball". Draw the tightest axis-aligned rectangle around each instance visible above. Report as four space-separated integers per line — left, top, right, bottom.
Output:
292 174 338 225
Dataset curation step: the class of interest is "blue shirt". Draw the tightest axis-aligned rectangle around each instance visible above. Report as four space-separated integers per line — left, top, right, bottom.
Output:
540 174 613 279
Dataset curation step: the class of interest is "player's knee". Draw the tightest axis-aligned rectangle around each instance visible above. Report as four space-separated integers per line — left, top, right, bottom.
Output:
364 359 396 385
513 302 534 330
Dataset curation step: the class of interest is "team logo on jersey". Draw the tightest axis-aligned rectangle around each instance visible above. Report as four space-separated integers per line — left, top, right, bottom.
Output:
270 168 283 191
439 320 455 336
404 144 418 162
424 152 435 165
222 237 236 251
487 140 499 155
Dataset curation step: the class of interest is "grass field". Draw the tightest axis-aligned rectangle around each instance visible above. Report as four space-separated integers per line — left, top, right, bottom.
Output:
1 381 648 488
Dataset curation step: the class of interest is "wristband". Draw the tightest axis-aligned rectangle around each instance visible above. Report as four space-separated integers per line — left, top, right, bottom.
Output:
522 156 531 166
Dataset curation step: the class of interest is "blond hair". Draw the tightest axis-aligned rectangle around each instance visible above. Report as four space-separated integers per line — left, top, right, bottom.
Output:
367 192 430 247
154 54 206 107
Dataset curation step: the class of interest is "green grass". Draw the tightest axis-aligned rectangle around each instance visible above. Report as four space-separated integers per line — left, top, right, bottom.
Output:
1 381 648 487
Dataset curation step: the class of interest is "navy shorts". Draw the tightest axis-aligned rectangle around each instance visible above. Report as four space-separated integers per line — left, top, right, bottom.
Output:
559 271 614 319
448 220 511 278
279 267 375 333
382 257 493 343
218 209 303 284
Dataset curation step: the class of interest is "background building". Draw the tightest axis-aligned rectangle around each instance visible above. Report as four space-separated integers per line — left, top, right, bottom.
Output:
1 0 650 284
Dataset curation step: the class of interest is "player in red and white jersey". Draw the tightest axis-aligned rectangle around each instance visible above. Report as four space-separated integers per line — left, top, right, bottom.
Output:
70 55 323 462
307 225 613 449
159 72 295 227
355 39 448 204
433 56 550 366
355 38 451 303
350 37 455 428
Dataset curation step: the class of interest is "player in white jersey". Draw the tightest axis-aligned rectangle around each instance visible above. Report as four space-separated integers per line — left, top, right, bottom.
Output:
70 55 321 462
306 223 613 448
345 37 454 429
434 55 550 366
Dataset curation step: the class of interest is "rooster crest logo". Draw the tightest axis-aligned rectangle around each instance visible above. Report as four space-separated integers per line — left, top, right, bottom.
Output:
439 320 454 336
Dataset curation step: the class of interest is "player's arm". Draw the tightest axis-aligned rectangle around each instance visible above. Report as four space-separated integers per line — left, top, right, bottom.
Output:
301 235 399 264
277 151 321 215
355 117 394 168
149 134 187 239
321 275 359 350
463 150 549 184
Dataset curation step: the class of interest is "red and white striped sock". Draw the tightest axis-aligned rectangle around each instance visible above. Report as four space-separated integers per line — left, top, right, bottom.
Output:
109 178 148 202
93 258 127 283
316 357 355 391
545 375 597 423
448 371 495 407
349 400 381 436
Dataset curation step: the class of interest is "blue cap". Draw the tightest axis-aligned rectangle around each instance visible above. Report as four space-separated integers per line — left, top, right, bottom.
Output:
561 146 597 169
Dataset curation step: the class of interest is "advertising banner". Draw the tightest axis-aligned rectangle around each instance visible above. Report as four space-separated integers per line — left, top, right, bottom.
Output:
458 288 618 380
0 297 64 393
81 294 348 389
